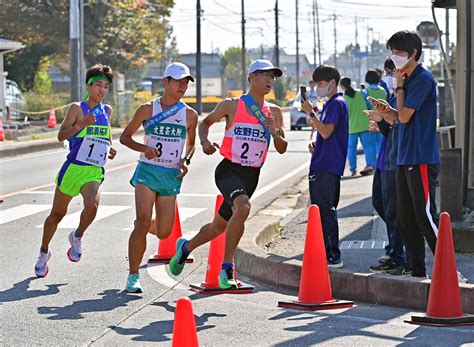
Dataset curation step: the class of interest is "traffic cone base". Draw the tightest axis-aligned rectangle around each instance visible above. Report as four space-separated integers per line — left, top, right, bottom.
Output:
190 281 254 295
148 254 194 264
405 314 474 327
278 299 353 311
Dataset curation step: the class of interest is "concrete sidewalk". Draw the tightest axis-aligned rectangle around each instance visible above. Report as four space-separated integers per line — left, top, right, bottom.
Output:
235 167 474 314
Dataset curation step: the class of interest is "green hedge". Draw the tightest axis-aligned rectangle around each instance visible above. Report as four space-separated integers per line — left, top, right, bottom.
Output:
24 92 70 121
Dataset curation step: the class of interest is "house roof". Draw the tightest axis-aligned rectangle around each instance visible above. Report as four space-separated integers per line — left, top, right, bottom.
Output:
0 38 24 53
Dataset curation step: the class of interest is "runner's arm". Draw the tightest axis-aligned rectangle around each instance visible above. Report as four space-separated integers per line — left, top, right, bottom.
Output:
119 103 152 153
57 103 94 142
199 99 232 154
184 108 199 162
269 106 288 154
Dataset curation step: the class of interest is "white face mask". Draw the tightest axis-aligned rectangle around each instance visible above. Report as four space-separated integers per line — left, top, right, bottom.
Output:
316 80 334 98
391 54 412 69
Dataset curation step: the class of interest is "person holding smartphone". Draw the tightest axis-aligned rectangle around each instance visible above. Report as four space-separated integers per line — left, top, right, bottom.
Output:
303 65 348 268
374 31 467 283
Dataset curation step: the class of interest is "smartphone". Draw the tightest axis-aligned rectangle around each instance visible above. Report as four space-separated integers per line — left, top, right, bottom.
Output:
299 85 307 102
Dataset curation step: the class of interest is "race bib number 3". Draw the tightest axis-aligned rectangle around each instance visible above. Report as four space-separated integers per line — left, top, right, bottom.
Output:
76 136 110 167
140 134 184 167
231 123 267 167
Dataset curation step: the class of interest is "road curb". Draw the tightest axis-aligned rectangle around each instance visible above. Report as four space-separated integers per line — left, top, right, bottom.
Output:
235 183 474 314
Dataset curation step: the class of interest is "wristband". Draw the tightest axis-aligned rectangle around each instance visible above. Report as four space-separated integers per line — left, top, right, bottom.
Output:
272 129 281 139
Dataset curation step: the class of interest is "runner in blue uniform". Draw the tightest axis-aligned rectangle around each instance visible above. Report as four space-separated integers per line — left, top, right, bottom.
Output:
34 64 116 277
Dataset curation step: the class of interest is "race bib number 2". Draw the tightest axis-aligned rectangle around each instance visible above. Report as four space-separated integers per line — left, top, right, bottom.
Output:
231 123 267 167
76 136 110 167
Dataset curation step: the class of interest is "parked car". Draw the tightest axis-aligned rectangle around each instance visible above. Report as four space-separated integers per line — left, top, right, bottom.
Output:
5 79 26 120
289 89 308 131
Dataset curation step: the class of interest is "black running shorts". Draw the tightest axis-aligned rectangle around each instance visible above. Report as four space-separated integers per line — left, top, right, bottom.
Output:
214 158 261 221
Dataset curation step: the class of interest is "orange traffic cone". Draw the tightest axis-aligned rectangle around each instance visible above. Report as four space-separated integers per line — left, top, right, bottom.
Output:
407 212 474 326
48 106 57 128
0 118 5 141
278 205 353 310
148 201 194 264
172 297 199 347
189 195 254 294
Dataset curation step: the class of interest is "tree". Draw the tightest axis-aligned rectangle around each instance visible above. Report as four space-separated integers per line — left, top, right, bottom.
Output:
220 47 250 90
34 56 52 94
1 0 175 90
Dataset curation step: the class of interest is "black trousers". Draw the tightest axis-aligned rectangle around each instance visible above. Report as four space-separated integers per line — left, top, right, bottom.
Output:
396 164 439 276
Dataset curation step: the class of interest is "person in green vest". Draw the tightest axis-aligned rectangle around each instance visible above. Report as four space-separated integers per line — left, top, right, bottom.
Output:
340 77 376 176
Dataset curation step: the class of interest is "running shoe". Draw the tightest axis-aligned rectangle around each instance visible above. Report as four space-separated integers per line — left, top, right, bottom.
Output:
386 265 412 276
67 231 82 262
359 166 374 176
126 274 143 293
327 259 344 269
218 267 238 289
350 169 357 177
168 237 189 276
458 271 469 284
377 255 391 264
369 259 399 273
34 250 52 277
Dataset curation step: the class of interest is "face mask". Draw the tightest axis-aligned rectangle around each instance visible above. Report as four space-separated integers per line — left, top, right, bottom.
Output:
391 54 412 69
316 80 334 98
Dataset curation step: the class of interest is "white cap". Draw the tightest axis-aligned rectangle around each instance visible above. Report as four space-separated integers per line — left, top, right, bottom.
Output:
163 62 195 82
248 59 283 77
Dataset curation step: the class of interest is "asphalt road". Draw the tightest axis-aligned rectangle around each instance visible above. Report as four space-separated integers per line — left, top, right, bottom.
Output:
1 118 473 345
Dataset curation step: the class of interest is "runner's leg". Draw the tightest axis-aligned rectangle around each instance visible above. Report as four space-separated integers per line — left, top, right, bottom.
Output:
128 184 156 274
41 186 73 250
76 182 101 237
154 195 176 240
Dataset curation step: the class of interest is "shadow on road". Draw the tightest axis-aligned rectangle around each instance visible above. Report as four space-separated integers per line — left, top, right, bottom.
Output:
37 289 141 320
0 277 66 303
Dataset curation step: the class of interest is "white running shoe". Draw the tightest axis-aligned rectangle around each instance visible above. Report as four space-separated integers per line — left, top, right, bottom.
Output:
35 250 52 277
67 231 82 262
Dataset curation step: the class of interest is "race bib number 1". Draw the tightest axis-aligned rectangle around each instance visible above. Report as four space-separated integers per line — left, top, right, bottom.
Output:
76 136 110 167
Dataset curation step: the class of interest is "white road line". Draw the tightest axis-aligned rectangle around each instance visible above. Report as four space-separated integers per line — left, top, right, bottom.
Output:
0 204 51 225
0 149 67 163
17 191 218 198
35 205 130 229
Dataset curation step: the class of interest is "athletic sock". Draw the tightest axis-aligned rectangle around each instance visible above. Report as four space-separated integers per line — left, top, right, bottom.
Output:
181 240 190 257
40 247 48 254
74 229 81 239
222 262 234 270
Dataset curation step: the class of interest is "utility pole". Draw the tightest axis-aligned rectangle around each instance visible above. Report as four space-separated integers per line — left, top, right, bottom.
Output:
312 0 317 69
241 0 246 94
315 0 321 65
196 0 202 114
70 0 80 102
79 0 85 97
355 16 361 84
333 12 337 67
296 0 300 85
274 0 280 67
445 8 450 63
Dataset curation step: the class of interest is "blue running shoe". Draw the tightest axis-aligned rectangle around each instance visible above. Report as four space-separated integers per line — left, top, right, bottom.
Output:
67 231 82 262
218 267 238 289
168 237 189 276
35 250 52 277
126 274 143 293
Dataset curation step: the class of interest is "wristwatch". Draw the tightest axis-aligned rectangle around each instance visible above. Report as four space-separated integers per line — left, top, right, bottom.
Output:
185 157 191 165
395 86 405 93
309 111 317 118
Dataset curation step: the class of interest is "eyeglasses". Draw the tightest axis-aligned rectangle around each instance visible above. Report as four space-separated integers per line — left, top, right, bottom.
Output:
256 71 277 81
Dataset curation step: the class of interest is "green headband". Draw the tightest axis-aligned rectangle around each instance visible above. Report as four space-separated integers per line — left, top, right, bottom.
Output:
83 75 112 101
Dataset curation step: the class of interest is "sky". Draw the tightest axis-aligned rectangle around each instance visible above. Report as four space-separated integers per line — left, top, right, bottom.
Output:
169 0 457 64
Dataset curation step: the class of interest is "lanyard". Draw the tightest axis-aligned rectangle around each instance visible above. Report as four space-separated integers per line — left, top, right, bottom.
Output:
240 94 271 144
143 100 186 130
